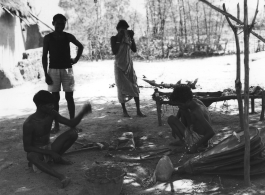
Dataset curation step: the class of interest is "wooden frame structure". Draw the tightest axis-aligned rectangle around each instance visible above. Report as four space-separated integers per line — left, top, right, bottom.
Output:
153 89 265 126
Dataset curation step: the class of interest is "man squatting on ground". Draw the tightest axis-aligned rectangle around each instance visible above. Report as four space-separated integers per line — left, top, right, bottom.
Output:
167 85 215 154
110 20 146 117
23 90 92 188
42 14 84 134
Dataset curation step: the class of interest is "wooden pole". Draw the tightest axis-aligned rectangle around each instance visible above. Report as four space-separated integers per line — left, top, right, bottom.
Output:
223 4 244 132
155 89 162 126
251 97 255 114
200 0 259 185
260 91 265 121
243 0 250 186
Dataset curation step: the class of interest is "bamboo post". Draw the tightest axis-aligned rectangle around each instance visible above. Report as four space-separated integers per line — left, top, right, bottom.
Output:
203 0 259 186
223 3 244 131
154 88 162 126
260 91 265 121
243 0 251 187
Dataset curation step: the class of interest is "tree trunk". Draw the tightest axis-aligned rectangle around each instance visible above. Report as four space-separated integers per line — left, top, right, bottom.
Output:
170 0 178 50
181 0 187 44
94 1 99 61
157 0 164 57
196 3 200 44
203 5 208 45
178 0 184 52
207 6 212 46
187 1 195 45
146 1 150 60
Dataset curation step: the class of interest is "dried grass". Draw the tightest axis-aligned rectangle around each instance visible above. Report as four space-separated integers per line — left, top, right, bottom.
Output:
0 0 31 17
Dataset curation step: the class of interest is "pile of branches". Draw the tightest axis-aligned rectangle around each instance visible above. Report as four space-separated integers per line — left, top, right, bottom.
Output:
143 78 198 89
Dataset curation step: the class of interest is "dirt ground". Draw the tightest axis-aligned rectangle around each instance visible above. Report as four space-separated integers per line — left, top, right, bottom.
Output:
1 52 265 195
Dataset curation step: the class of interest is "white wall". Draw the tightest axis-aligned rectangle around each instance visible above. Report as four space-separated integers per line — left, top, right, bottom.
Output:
0 13 25 70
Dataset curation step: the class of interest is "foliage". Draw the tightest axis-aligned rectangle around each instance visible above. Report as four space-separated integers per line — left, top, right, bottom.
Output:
58 0 265 61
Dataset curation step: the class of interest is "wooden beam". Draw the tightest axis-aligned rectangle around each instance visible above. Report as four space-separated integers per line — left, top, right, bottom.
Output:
29 12 54 31
198 0 265 44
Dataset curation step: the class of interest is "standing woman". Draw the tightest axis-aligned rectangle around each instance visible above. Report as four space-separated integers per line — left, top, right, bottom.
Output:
111 20 146 117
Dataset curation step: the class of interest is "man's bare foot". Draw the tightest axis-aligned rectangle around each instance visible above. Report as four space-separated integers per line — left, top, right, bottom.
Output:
60 177 71 188
137 111 146 117
51 126 60 134
169 140 185 146
57 157 74 165
123 112 130 117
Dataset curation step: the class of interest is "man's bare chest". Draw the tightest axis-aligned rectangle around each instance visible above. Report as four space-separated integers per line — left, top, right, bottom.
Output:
31 117 53 137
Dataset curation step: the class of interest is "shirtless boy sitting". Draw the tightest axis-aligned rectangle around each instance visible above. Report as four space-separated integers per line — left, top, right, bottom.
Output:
167 85 215 154
23 90 91 188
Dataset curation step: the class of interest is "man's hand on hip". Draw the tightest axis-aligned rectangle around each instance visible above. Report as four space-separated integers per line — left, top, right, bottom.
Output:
45 74 53 85
71 58 78 65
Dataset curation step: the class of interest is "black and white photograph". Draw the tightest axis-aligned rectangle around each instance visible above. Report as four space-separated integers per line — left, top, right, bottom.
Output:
1 0 265 194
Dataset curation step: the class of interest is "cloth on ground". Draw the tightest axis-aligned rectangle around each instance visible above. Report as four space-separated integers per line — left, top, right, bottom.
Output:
184 126 214 148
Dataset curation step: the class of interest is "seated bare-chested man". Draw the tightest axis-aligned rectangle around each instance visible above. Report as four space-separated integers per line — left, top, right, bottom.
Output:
167 85 215 154
23 90 92 188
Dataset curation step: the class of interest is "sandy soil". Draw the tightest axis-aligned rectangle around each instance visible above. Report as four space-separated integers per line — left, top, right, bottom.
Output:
1 52 265 195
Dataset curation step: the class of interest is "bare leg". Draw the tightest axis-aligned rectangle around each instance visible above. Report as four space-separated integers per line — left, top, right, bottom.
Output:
52 129 78 157
65 92 82 132
27 152 70 188
65 92 75 119
134 97 146 117
121 103 130 117
167 115 186 145
51 92 60 134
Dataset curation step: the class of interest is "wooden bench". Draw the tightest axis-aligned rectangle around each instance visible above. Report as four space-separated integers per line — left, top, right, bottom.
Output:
153 89 265 126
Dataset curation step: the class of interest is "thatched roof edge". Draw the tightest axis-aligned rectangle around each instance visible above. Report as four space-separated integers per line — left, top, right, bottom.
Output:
0 0 31 17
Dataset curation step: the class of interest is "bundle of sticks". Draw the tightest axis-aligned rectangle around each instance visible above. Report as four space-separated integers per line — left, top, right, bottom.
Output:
143 77 198 89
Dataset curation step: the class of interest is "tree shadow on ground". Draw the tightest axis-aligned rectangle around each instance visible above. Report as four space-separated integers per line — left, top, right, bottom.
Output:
1 97 265 195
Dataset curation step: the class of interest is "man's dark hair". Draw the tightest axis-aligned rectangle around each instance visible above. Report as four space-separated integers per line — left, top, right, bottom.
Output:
33 90 54 107
53 14 67 22
170 85 193 103
116 20 129 30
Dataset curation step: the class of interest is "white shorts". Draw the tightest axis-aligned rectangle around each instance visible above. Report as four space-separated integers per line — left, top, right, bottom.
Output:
47 68 75 92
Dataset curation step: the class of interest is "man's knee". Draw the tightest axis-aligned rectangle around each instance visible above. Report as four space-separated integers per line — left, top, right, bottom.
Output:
167 115 176 125
68 129 78 140
27 152 43 162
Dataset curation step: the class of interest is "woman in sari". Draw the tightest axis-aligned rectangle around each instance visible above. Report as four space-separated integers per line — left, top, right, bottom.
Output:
110 20 146 117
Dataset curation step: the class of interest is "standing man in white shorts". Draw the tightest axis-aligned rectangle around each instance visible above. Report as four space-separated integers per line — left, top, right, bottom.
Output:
42 14 84 134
